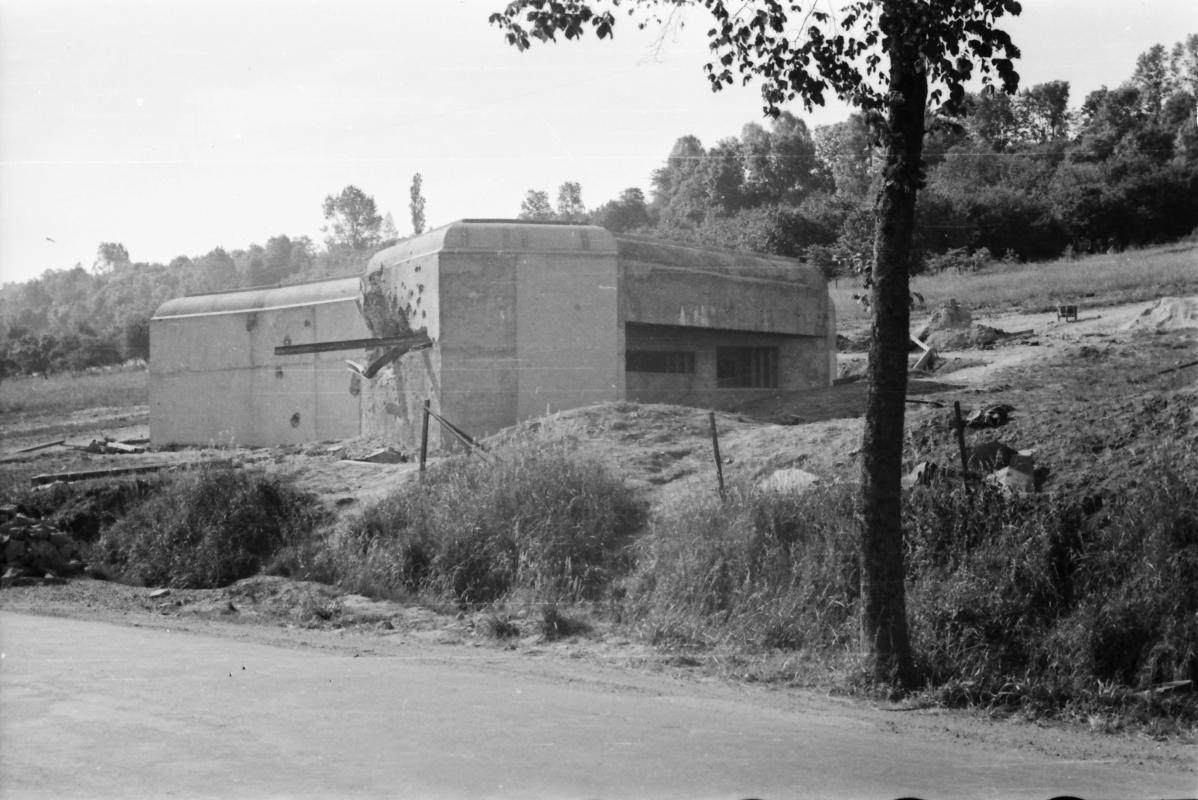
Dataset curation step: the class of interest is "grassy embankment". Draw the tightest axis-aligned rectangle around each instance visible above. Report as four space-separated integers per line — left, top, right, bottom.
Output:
831 241 1198 326
0 366 147 419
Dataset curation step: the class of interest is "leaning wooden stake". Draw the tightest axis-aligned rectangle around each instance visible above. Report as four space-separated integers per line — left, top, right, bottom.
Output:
419 399 431 475
709 411 725 498
952 401 970 488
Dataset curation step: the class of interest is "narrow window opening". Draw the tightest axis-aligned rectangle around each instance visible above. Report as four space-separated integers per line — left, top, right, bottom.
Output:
626 350 695 374
716 347 778 388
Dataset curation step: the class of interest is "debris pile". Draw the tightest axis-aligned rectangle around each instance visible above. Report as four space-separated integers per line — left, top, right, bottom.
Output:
914 299 1010 351
903 402 1043 493
1 507 86 586
1124 296 1198 331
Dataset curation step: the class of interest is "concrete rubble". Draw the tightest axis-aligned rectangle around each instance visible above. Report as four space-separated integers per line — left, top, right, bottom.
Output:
0 506 86 586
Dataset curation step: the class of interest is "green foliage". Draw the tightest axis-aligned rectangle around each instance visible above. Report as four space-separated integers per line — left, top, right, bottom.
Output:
329 445 645 605
93 466 328 589
923 247 994 275
322 185 383 250
905 449 1198 713
619 454 1196 715
409 172 427 236
518 188 554 221
589 187 651 233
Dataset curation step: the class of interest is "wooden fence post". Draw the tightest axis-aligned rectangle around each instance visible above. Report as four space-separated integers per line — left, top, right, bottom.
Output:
419 399 430 475
709 411 726 498
953 401 969 489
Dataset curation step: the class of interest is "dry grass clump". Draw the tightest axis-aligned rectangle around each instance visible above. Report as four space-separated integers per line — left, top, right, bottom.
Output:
92 465 328 589
326 443 646 606
625 445 1196 723
626 482 860 652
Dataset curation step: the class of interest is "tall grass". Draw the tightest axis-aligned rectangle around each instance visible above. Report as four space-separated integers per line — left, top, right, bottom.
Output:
324 443 646 605
832 242 1198 325
626 444 1197 717
93 464 328 589
628 483 860 652
0 366 147 417
906 449 1197 714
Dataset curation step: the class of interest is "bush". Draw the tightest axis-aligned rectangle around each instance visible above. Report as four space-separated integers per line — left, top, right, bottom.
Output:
627 483 859 651
903 448 1198 713
329 445 645 605
923 247 994 275
93 465 328 588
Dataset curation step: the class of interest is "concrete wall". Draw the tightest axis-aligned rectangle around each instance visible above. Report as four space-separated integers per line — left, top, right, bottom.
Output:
149 278 368 447
359 221 621 452
617 237 834 409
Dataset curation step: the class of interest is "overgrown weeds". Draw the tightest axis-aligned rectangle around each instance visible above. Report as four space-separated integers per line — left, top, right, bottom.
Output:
325 443 646 606
627 483 860 653
93 465 328 589
622 446 1196 723
904 445 1197 719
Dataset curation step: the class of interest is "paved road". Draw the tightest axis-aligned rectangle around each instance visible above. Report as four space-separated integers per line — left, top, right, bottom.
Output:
0 611 1192 799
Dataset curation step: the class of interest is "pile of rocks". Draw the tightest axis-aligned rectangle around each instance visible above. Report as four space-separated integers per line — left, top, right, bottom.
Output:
1 507 85 586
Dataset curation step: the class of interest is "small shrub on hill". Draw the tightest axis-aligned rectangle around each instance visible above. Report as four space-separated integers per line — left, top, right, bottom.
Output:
93 465 328 589
330 444 645 605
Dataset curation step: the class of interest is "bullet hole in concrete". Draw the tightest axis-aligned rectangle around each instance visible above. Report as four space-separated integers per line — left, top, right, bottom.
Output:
290 412 301 428
348 373 361 397
275 368 284 379
304 319 311 327
283 335 292 347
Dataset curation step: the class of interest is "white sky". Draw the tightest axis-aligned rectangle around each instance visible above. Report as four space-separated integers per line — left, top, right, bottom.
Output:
1 0 1195 285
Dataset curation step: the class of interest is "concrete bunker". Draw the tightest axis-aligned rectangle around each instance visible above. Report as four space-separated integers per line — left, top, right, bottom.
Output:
359 220 835 452
150 220 835 450
149 277 371 447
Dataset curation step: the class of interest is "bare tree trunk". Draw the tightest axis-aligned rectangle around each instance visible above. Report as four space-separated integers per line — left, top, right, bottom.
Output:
858 9 926 687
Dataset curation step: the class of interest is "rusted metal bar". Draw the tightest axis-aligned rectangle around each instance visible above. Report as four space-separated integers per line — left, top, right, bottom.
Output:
274 332 431 356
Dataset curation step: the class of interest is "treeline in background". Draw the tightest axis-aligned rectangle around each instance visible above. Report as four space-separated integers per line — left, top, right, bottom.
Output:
1 37 1195 379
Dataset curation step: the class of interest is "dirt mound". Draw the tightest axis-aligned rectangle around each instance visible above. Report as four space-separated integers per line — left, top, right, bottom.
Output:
1124 297 1198 331
926 324 1006 350
924 299 972 332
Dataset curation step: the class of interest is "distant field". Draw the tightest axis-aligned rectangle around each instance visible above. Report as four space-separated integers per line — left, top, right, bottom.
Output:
832 241 1198 326
0 367 147 419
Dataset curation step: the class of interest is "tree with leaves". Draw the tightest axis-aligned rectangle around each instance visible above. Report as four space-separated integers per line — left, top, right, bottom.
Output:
409 173 427 235
381 213 400 243
94 242 130 275
491 0 1022 684
556 181 587 220
322 185 383 250
518 189 555 220
590 186 652 232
